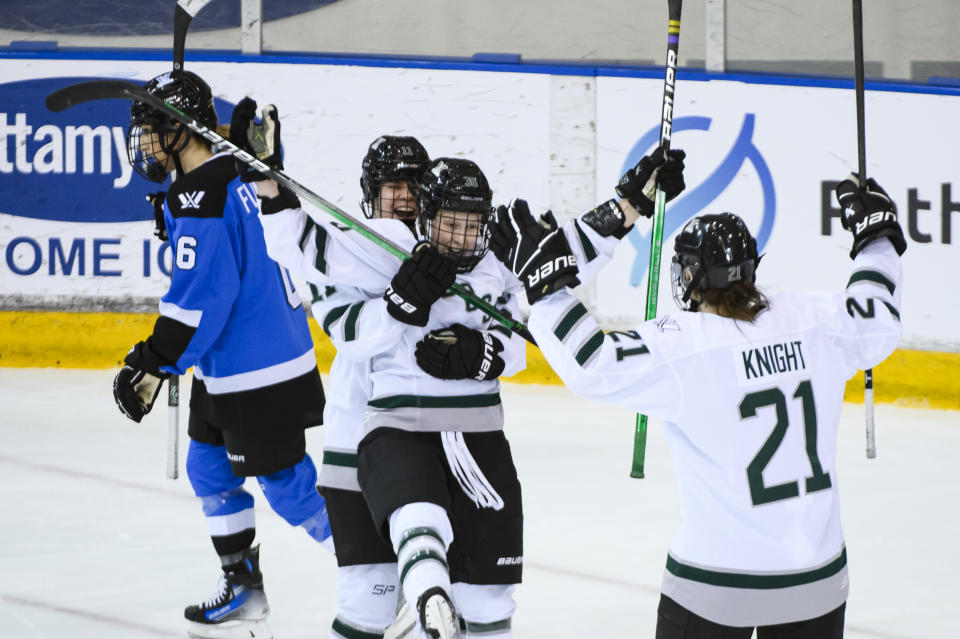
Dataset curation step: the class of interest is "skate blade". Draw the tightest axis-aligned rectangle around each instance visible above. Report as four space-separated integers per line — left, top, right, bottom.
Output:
186 618 273 639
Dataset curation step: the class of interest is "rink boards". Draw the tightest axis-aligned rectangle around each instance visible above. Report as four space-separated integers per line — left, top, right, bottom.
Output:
0 52 957 409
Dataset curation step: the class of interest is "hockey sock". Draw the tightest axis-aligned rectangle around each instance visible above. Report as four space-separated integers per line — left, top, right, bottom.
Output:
396 526 452 621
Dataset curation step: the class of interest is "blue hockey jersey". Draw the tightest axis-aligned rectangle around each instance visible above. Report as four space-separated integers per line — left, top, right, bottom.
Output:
155 153 317 395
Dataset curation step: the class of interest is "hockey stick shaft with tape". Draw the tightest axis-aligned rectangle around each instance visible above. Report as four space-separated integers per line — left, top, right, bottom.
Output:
167 375 180 479
46 80 533 343
852 0 876 459
631 0 682 479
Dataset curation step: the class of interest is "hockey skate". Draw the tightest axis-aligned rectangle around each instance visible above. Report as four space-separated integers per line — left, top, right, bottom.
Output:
384 592 418 639
185 545 272 639
417 587 461 639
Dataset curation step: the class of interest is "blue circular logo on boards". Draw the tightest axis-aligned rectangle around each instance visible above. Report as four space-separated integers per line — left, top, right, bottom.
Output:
622 114 776 287
0 76 235 223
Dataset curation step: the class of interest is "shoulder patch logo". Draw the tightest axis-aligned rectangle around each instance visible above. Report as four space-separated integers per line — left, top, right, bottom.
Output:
178 191 206 210
657 315 680 332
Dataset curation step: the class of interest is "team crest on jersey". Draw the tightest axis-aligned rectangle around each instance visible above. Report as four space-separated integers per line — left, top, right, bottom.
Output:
657 315 680 332
179 191 206 209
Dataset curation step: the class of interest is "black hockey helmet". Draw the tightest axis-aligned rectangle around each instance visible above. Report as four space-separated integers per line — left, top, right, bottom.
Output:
360 135 429 220
127 70 218 183
416 157 494 273
671 212 760 311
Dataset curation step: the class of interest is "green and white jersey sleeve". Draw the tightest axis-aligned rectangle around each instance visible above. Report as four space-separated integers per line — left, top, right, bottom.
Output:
310 282 373 493
527 239 902 627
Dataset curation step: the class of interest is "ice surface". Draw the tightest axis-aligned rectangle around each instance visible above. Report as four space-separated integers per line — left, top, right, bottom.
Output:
1 369 956 638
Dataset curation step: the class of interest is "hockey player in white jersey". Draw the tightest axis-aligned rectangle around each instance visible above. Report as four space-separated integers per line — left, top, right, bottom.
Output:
113 77 333 639
254 155 527 639
248 127 632 636
261 131 433 639
490 160 906 637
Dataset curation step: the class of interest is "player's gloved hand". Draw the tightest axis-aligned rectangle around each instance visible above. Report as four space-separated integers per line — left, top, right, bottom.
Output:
836 174 907 258
416 323 506 381
581 199 631 239
257 182 302 215
230 97 283 182
384 242 457 326
490 199 580 304
615 147 686 217
113 340 170 423
147 191 167 241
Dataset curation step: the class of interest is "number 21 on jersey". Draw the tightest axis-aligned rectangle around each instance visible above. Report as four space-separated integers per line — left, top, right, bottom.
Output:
739 380 832 507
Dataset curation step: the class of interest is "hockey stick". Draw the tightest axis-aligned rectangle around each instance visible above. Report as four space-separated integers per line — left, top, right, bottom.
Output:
630 0 682 479
165 0 217 480
173 0 217 72
45 80 534 343
166 375 180 479
852 0 876 459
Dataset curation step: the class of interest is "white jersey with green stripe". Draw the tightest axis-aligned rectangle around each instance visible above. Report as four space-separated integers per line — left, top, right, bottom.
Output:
312 282 373 492
266 207 616 435
526 239 903 626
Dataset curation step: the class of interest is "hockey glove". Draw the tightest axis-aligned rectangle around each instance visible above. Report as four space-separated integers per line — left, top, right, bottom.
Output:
836 174 907 258
581 199 630 239
615 147 686 217
384 242 457 327
490 199 580 305
230 97 283 182
147 191 167 242
416 324 506 381
113 340 171 423
258 183 302 215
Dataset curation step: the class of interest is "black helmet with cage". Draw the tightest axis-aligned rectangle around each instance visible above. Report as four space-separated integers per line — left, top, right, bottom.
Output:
671 212 761 312
126 70 217 183
416 157 494 273
360 136 430 221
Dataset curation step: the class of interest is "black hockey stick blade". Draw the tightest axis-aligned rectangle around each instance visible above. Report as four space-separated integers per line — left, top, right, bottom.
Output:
46 80 144 112
174 0 216 72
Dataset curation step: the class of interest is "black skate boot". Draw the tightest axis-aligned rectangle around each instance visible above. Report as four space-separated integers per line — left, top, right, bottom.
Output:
184 545 272 639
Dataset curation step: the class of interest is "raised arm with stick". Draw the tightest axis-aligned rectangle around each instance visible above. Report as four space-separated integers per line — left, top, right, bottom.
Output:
630 0 683 479
851 0 877 459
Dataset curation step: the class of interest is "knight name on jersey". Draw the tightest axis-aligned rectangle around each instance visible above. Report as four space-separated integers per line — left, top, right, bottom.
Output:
736 338 807 385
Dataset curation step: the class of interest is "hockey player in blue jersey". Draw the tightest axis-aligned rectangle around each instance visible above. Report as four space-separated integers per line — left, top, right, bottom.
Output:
112 70 331 639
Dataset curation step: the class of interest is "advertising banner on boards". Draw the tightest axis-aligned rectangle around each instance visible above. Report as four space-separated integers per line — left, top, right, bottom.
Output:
0 57 955 350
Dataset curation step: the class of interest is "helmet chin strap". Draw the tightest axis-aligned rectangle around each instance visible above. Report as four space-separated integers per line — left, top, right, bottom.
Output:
681 267 705 310
162 124 191 179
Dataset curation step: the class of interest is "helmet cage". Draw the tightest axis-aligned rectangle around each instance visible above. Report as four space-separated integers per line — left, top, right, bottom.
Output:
416 158 493 273
418 208 493 274
126 71 217 183
359 136 429 220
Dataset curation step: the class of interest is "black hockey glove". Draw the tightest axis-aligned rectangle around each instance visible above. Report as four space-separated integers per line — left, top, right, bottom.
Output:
415 324 506 381
113 340 171 423
581 199 630 239
384 242 457 327
258 183 302 215
836 174 907 258
615 147 686 217
147 191 167 242
230 97 283 182
490 199 580 305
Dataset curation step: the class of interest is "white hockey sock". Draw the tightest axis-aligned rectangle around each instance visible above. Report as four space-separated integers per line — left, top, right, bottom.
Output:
389 503 454 622
453 583 515 639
